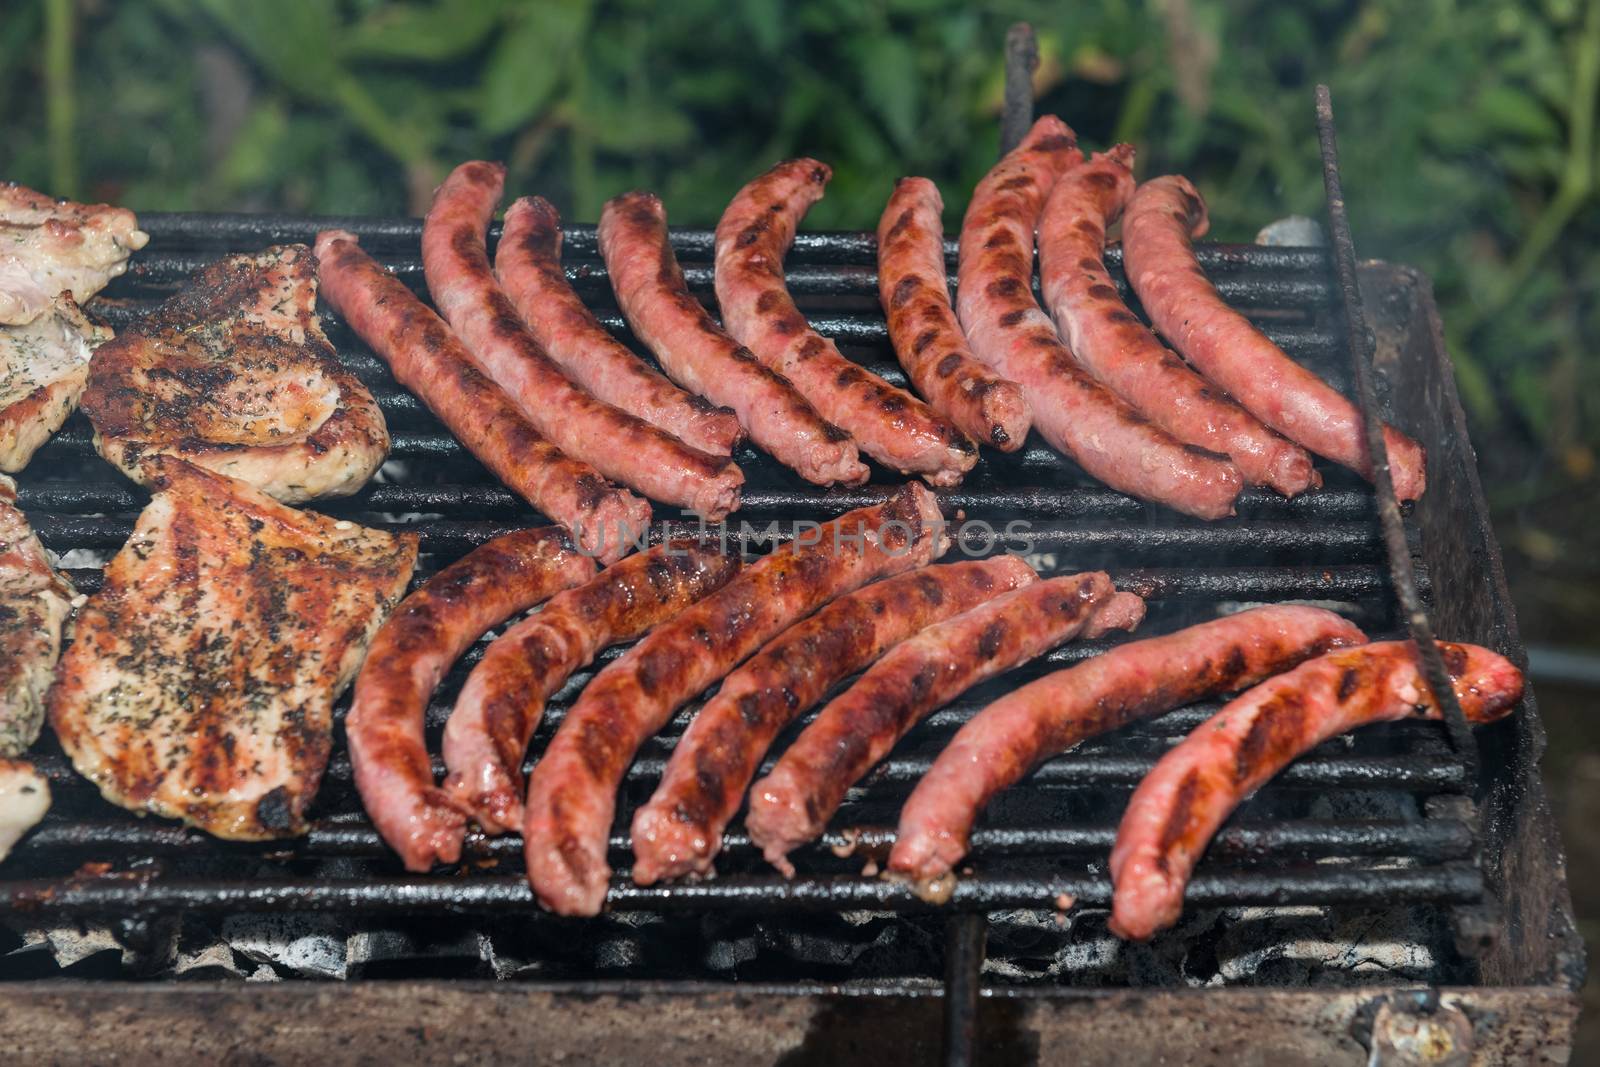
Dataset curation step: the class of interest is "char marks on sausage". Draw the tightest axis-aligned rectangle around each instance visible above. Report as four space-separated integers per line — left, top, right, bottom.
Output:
890 605 1367 882
1120 175 1425 500
314 230 650 562
1109 639 1523 939
715 160 977 486
422 161 742 519
599 191 867 486
1038 148 1316 496
496 195 742 456
956 117 1244 520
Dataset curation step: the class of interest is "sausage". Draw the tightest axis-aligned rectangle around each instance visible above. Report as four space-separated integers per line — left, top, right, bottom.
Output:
631 555 1038 885
523 482 950 915
314 230 649 563
877 177 1031 451
1037 148 1317 497
441 540 739 834
599 192 868 486
346 527 595 872
888 605 1367 883
496 196 743 456
1121 175 1426 500
955 117 1244 520
715 159 978 487
1109 639 1524 940
745 573 1145 874
422 161 743 519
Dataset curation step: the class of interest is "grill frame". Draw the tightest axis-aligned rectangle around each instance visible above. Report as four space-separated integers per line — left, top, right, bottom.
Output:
0 114 1583 1067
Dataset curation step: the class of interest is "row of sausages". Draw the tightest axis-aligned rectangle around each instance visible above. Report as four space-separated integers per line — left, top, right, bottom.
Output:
315 114 1426 556
341 487 1521 938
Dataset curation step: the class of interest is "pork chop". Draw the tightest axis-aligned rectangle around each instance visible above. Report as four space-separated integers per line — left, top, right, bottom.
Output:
81 245 390 502
49 456 418 840
0 182 148 327
0 292 112 471
0 760 49 862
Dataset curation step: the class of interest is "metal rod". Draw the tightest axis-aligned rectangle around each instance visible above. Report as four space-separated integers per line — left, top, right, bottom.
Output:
1313 85 1479 779
1000 23 1039 154
942 913 988 1067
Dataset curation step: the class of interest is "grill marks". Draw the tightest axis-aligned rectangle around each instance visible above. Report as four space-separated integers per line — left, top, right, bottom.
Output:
876 177 1031 450
494 196 741 456
313 231 650 560
888 605 1369 883
747 571 1143 871
631 556 1037 884
523 484 948 915
955 117 1243 520
1037 150 1316 497
440 542 740 834
421 163 743 519
597 192 867 486
715 160 976 486
49 456 417 842
1107 639 1526 940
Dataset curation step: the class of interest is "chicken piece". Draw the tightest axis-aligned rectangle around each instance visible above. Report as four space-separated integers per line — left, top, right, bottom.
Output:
0 292 112 471
0 474 75 756
0 760 49 862
49 456 418 840
0 182 148 326
81 245 389 502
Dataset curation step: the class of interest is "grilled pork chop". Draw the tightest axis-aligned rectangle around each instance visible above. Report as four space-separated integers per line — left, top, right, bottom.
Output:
81 245 390 502
49 456 417 839
0 292 112 471
0 474 75 859
0 182 147 327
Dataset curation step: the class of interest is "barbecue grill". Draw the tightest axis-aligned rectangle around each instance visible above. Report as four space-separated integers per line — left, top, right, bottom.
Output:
0 36 1582 1066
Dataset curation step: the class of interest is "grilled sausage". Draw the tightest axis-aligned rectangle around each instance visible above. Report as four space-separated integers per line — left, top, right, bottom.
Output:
877 177 1031 450
496 196 742 456
631 555 1038 885
599 192 868 486
1038 148 1317 496
346 527 595 872
746 573 1145 873
1121 175 1426 500
1109 639 1524 939
441 541 739 834
956 117 1244 520
888 605 1367 883
523 483 950 915
422 162 743 519
314 230 649 563
715 159 978 486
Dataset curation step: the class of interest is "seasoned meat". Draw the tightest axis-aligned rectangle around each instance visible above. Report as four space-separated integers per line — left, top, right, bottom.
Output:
631 556 1037 886
442 541 740 835
81 245 390 503
746 573 1143 873
523 482 949 916
49 456 417 840
349 527 596 871
1121 175 1426 499
889 605 1367 883
0 182 147 326
1109 639 1524 939
0 292 111 471
314 230 650 563
0 759 49 862
877 177 1030 450
599 191 867 486
1037 148 1315 496
956 116 1244 519
0 474 75 756
496 195 742 455
715 159 978 486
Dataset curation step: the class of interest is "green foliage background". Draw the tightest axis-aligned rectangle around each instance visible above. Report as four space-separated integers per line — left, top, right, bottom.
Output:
3 0 1597 629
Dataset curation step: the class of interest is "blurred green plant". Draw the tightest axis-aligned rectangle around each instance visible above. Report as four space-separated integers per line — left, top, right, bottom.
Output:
2 0 1595 494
